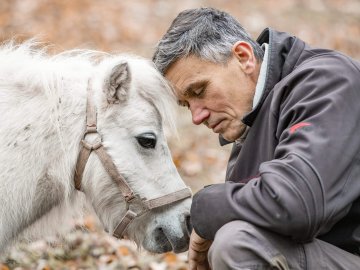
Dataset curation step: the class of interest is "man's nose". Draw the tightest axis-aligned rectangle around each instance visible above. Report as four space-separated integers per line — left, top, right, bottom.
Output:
190 106 210 125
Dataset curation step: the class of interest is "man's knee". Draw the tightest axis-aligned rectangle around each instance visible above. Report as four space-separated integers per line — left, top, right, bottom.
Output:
208 220 289 269
208 220 264 267
210 220 257 252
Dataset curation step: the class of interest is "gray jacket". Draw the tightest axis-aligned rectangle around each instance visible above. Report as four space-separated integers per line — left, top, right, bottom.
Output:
191 28 360 254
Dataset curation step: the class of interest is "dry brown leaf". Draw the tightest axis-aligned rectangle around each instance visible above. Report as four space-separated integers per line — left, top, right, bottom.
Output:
83 215 96 232
118 246 130 256
172 156 182 168
99 254 117 264
163 252 178 264
0 265 9 270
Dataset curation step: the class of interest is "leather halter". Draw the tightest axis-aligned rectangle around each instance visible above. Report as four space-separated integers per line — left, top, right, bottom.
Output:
74 80 192 239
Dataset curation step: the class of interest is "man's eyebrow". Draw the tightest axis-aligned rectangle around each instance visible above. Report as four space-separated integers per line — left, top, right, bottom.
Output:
183 80 208 97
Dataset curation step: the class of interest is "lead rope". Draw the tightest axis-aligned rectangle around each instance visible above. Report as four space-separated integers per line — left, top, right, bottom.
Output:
74 79 192 239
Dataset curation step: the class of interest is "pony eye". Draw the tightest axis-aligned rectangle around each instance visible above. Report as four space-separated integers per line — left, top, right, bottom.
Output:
136 132 157 149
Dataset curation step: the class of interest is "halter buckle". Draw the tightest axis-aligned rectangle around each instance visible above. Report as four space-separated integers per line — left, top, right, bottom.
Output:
125 194 149 215
125 192 135 202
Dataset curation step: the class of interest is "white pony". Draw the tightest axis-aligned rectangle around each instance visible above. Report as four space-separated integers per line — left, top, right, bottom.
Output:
0 41 192 255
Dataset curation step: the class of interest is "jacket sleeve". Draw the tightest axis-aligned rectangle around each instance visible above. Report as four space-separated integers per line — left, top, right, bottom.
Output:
191 54 360 241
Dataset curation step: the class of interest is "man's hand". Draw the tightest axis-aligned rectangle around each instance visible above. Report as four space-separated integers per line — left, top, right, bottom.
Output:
188 230 213 270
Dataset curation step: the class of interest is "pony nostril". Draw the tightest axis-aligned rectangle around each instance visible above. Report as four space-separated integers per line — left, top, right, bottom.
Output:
155 226 166 241
185 214 192 235
153 220 191 253
156 226 164 234
152 226 172 253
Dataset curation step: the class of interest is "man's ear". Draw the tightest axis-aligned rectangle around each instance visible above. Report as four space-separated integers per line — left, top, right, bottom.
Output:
104 62 131 104
232 41 256 74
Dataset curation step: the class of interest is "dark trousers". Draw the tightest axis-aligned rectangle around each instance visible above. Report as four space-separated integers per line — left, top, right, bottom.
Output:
208 220 360 270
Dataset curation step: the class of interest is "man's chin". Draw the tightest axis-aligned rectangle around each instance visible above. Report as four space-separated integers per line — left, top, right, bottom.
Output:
220 133 237 142
221 126 247 142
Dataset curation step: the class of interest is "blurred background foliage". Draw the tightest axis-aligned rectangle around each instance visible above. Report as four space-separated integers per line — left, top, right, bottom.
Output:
0 0 359 269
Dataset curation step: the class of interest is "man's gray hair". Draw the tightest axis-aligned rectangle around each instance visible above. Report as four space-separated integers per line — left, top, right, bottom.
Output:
153 7 264 74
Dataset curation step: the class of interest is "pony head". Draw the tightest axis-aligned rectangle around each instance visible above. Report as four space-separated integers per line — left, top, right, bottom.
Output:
80 55 192 253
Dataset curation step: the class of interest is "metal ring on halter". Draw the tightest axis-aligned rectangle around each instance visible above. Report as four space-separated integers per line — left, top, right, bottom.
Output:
81 140 102 150
81 126 102 150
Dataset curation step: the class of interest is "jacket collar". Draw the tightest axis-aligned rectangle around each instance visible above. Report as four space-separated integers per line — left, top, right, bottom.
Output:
242 28 306 126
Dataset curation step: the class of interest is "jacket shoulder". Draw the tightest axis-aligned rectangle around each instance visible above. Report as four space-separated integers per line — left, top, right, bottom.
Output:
295 50 360 77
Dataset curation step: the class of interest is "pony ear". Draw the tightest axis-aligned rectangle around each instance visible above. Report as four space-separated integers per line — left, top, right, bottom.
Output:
104 62 131 104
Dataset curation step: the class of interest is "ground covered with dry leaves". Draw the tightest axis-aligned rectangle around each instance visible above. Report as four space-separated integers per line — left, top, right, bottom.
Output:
1 217 188 270
0 0 359 269
0 217 187 270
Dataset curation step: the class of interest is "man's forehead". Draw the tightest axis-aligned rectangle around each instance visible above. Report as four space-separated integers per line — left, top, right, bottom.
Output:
165 55 206 77
165 56 206 95
165 59 190 82
165 65 189 97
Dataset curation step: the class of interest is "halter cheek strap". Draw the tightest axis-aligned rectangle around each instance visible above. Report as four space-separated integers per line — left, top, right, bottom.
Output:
74 80 192 239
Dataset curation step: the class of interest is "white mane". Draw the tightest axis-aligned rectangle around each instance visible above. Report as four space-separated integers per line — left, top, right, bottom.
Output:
0 40 177 135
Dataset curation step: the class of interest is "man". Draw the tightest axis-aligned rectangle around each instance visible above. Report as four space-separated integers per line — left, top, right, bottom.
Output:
153 7 360 270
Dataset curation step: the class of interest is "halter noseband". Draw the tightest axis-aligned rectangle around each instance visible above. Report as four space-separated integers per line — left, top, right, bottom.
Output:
74 80 192 239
